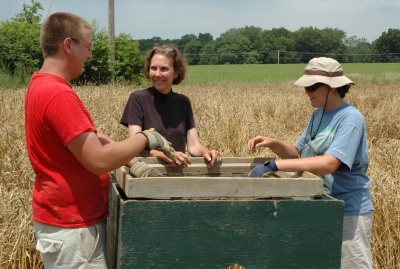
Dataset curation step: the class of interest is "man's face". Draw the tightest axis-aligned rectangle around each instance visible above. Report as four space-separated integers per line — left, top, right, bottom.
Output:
70 26 93 79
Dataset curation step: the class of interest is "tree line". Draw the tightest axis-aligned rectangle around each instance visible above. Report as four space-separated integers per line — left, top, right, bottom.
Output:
139 27 400 65
1 0 399 85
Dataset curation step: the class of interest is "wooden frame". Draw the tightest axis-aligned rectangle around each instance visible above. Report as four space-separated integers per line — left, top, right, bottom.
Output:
113 157 323 199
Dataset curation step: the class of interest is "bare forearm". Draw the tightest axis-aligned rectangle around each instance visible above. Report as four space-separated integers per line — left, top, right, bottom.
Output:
188 144 208 157
95 133 147 173
68 132 148 175
275 155 341 175
268 140 299 159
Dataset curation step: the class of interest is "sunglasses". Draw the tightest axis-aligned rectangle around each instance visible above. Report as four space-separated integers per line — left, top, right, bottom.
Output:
153 46 175 53
305 83 325 92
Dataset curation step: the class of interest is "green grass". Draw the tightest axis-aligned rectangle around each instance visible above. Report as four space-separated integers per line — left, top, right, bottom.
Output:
0 67 31 90
0 72 18 89
185 63 400 85
1 63 399 90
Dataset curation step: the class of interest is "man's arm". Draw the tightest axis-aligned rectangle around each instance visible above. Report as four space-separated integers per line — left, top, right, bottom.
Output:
67 131 148 175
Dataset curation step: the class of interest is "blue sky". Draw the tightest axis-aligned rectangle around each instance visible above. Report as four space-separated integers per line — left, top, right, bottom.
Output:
1 0 399 42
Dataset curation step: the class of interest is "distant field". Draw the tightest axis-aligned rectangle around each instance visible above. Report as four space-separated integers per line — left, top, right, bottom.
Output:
185 63 400 85
1 63 399 90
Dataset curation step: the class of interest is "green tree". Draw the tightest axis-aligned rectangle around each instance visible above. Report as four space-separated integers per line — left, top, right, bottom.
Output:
294 27 325 62
258 30 276 63
175 34 197 52
199 42 218 65
0 0 145 85
114 33 144 83
213 28 252 64
78 21 111 84
262 28 297 64
14 0 42 24
237 26 264 51
184 40 203 65
139 36 163 52
343 36 372 62
372 29 400 62
197 33 213 45
79 28 144 84
0 0 43 75
294 27 347 63
320 28 347 61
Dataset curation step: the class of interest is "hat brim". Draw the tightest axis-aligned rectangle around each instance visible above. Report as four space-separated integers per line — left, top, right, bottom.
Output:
294 74 355 88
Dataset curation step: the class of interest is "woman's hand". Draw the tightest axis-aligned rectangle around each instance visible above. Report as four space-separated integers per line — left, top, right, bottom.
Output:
248 136 272 152
172 151 192 168
203 150 221 168
150 150 191 168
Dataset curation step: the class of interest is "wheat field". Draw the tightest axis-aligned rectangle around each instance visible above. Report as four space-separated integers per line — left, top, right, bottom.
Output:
1 81 399 268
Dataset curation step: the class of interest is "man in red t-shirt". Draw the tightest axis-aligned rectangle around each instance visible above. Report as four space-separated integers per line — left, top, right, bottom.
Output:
24 12 175 269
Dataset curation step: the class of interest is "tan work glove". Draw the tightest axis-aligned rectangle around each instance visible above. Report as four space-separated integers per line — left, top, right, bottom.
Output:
139 128 176 159
129 160 162 178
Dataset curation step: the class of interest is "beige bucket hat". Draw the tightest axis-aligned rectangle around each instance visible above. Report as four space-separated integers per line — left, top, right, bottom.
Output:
294 57 354 88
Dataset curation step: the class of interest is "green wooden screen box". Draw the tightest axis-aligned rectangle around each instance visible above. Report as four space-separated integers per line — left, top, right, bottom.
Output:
107 157 344 269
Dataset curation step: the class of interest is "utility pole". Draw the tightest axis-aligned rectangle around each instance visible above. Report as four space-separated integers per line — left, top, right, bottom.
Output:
108 0 115 80
277 50 280 64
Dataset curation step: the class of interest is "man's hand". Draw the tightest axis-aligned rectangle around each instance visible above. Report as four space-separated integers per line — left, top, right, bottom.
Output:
139 128 176 159
248 159 278 177
129 160 162 178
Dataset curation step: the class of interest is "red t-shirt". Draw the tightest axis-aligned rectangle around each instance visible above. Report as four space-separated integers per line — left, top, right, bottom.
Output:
25 73 110 228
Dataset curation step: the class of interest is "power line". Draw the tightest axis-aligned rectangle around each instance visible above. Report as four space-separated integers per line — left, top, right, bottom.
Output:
46 0 54 17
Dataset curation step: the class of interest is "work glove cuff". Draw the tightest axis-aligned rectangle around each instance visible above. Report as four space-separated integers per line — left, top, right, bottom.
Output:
129 160 162 178
139 128 176 159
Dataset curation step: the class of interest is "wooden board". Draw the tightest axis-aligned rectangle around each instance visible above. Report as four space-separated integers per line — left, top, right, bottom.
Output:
113 157 323 199
129 157 316 176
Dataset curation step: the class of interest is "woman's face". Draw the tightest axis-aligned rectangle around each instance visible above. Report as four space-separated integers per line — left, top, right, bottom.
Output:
305 84 330 108
149 54 177 94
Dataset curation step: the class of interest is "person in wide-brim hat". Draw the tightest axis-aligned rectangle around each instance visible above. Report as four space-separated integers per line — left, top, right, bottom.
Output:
247 57 373 269
294 57 355 88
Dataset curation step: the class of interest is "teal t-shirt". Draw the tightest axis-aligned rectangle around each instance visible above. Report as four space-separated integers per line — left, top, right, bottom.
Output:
295 103 373 216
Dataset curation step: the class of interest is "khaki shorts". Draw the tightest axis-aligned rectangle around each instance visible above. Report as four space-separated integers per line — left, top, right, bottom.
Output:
341 212 373 269
34 221 108 269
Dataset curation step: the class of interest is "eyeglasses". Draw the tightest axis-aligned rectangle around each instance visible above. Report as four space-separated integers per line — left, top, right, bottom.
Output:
70 37 79 44
305 83 325 92
70 37 92 52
